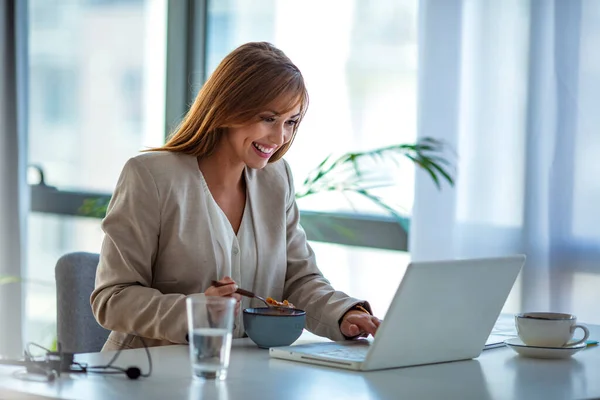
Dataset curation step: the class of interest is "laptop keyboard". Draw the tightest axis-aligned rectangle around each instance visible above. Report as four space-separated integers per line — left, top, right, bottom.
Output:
314 342 370 362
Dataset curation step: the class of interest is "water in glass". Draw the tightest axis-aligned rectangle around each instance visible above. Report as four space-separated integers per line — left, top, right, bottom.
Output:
190 328 233 380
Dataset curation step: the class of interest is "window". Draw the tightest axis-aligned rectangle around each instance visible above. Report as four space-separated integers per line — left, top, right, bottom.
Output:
32 66 78 125
26 0 167 346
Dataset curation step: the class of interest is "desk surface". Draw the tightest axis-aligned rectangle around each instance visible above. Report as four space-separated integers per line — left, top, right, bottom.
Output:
1 324 599 400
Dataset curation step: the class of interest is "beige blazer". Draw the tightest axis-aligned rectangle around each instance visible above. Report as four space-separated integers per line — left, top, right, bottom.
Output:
91 151 368 351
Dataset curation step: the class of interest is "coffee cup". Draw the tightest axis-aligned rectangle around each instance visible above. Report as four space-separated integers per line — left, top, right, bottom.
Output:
515 312 589 347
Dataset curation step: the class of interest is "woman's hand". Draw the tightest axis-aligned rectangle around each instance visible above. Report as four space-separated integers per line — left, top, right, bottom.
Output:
205 276 242 315
340 310 381 338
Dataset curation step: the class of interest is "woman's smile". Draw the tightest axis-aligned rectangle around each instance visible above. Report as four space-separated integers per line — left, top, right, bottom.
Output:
252 142 276 158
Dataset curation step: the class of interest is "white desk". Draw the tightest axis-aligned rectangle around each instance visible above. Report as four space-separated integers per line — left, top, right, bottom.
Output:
1 326 599 400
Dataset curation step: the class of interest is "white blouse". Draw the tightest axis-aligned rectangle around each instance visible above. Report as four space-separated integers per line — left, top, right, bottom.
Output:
199 172 257 337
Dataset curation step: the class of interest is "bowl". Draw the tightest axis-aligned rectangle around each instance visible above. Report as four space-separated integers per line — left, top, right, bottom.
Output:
243 307 306 349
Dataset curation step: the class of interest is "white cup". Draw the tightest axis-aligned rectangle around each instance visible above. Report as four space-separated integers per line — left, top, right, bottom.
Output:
515 312 589 347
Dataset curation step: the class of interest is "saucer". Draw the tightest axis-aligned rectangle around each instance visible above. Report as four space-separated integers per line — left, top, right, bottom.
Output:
504 338 586 359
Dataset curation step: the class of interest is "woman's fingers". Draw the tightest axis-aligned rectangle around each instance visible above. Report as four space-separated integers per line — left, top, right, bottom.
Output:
354 318 378 336
204 277 244 317
202 277 244 316
208 284 238 297
205 277 238 297
342 313 381 337
340 315 361 337
231 293 242 303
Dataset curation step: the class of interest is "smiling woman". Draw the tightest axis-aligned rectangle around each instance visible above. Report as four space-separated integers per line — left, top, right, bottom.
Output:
222 104 301 170
153 42 308 163
90 42 381 352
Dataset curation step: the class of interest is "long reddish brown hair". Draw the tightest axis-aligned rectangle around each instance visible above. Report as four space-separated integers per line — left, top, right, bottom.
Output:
148 42 308 162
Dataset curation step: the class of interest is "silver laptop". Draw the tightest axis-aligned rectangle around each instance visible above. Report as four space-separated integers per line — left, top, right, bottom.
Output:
269 255 525 371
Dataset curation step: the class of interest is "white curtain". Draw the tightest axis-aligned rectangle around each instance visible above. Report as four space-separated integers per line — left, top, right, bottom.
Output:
0 0 26 357
412 0 600 323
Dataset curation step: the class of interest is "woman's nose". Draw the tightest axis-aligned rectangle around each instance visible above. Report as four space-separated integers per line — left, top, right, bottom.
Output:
271 124 288 145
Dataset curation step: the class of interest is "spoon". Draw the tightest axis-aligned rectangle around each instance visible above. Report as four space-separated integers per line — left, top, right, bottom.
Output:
210 280 277 308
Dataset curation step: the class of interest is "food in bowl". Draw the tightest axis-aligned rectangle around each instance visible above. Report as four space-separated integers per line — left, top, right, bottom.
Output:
266 297 295 308
243 307 306 349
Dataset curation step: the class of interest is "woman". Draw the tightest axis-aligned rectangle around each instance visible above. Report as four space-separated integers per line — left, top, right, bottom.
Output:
91 42 380 351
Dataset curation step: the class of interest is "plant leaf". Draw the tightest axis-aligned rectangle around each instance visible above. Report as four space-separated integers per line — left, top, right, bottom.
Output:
350 189 410 232
0 276 20 285
296 138 456 214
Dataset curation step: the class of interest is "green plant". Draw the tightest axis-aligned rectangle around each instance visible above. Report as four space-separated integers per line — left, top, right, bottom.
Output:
0 276 20 285
79 197 111 219
296 137 454 223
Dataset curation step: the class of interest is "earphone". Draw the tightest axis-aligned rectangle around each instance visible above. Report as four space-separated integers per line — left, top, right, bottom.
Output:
0 337 152 382
82 337 152 380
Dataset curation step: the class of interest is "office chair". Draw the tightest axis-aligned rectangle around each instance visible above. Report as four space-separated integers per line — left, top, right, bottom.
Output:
55 252 109 353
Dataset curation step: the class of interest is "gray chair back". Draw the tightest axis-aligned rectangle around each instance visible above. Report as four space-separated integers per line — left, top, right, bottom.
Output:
55 252 110 353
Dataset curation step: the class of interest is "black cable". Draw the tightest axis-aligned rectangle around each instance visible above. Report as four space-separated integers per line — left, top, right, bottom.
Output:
88 339 125 370
91 370 127 375
26 342 53 356
4 334 153 382
139 336 152 378
87 332 132 371
68 361 87 373
86 334 152 380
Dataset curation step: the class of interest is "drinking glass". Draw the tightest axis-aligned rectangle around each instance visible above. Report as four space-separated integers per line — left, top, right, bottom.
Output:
186 295 236 380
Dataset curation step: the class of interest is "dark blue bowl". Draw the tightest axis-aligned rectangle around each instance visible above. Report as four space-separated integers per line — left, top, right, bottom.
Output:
243 307 306 349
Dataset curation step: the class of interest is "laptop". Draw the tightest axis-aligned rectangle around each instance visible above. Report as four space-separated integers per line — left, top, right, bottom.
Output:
269 255 525 371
